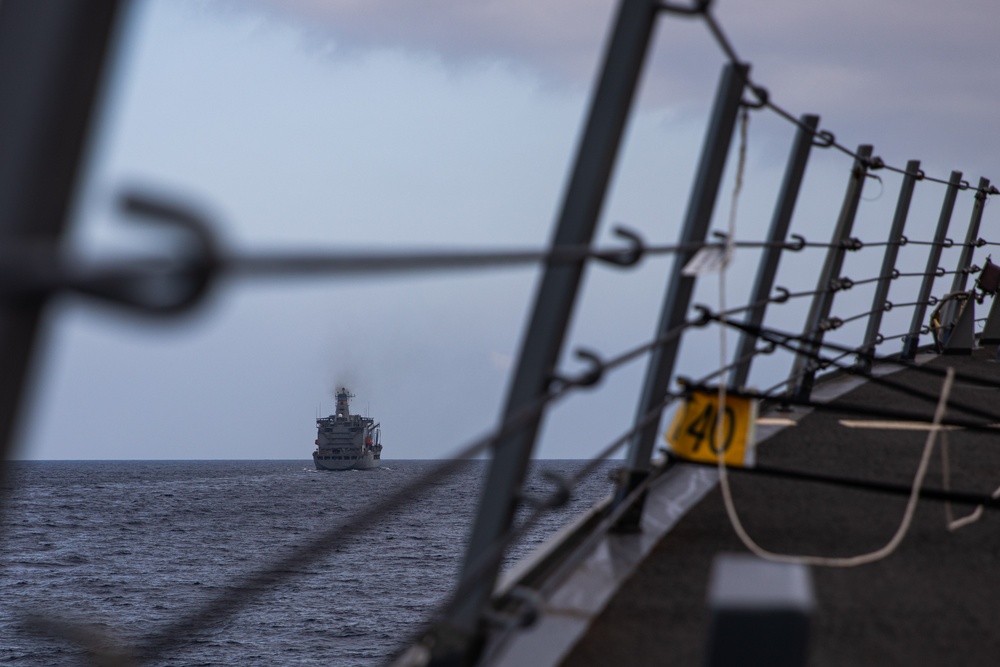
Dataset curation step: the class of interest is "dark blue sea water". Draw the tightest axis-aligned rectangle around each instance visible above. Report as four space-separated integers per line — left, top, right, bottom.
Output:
0 460 617 666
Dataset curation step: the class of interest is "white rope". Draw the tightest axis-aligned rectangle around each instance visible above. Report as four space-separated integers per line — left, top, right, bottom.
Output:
713 104 962 567
941 428 1000 531
716 361 954 567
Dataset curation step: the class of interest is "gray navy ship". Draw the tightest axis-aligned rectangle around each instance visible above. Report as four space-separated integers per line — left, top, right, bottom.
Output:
313 388 382 470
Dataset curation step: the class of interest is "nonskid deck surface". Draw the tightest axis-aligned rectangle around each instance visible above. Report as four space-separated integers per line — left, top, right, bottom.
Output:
556 349 1000 666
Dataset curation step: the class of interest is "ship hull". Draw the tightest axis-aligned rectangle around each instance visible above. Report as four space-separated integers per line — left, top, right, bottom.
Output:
313 450 379 471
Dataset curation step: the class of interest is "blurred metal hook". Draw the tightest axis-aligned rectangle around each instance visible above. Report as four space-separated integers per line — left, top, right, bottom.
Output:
73 190 221 316
594 226 645 268
787 234 807 251
548 348 604 390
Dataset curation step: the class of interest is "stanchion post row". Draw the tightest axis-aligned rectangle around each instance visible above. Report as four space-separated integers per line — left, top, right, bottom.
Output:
613 63 749 529
950 177 991 295
901 171 963 360
790 146 873 401
857 160 920 371
434 0 662 659
0 2 123 465
729 114 819 389
937 177 990 352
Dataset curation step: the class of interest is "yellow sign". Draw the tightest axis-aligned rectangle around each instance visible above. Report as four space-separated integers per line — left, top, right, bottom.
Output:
666 389 757 468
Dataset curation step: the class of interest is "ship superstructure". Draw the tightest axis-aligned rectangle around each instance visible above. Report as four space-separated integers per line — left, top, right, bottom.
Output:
313 388 382 470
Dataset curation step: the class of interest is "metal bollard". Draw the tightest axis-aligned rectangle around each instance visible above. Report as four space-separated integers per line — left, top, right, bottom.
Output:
704 554 814 667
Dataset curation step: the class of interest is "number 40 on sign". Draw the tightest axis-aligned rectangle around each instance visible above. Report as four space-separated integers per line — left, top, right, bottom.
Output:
665 389 758 468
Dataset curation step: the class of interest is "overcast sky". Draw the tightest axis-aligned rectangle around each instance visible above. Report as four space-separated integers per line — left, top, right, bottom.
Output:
15 0 1000 460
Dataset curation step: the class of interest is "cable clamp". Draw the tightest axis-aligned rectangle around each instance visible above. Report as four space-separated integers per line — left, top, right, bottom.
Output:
692 304 716 326
758 340 777 355
818 317 843 332
812 130 835 149
830 277 854 292
865 155 886 171
741 84 769 110
772 286 790 303
841 237 863 251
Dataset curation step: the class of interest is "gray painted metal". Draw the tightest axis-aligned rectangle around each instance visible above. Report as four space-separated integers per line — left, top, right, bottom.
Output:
615 63 748 521
981 296 1000 345
730 114 819 389
949 177 991 295
858 160 920 370
943 297 976 355
790 146 873 401
437 0 662 657
705 555 814 667
901 171 963 360
0 1 122 464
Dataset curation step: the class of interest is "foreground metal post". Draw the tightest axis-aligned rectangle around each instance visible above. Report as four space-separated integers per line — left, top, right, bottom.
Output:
857 160 920 370
901 171 962 360
614 63 748 527
790 146 872 401
0 1 123 464
730 114 819 389
431 1 661 661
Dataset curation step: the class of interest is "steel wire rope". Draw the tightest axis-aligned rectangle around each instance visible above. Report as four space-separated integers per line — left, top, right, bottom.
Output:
717 349 956 568
906 238 956 247
21 378 595 665
21 309 709 665
692 92 954 567
406 391 684 663
664 450 1000 511
706 312 1000 422
686 381 1000 437
716 311 1000 391
684 377 1000 539
696 6 999 194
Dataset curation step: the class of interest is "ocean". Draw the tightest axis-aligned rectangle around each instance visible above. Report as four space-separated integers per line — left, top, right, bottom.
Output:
0 459 618 666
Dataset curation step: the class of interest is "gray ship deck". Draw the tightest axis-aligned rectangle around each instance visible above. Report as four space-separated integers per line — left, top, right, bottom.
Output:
493 348 1000 666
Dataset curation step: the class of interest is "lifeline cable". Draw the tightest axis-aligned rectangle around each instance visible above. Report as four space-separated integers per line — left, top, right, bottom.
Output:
716 365 956 567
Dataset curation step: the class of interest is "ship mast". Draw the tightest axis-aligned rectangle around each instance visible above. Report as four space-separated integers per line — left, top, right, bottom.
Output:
335 387 355 418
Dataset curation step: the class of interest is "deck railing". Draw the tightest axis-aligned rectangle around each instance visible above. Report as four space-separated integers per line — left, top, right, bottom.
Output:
3 1 1000 665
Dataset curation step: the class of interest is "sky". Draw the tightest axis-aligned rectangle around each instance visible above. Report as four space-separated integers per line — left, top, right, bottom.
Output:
14 0 1000 460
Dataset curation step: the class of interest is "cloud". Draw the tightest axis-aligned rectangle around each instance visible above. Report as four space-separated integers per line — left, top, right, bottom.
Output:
489 350 514 372
241 0 1000 176
248 0 616 88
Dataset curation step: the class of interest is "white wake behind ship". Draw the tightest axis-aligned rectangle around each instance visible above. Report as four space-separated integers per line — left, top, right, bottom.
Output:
313 388 382 470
